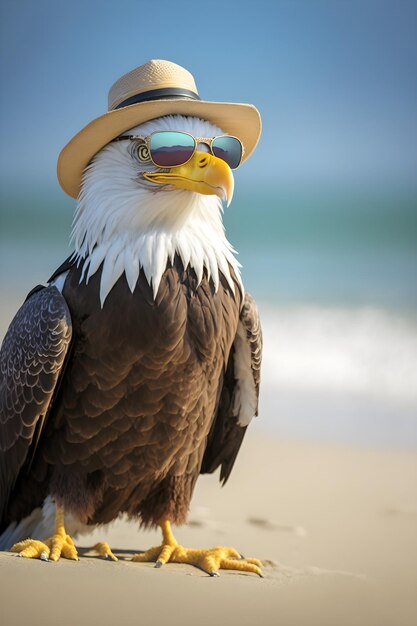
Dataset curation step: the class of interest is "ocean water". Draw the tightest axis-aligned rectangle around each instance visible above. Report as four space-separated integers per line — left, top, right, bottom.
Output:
1 184 416 446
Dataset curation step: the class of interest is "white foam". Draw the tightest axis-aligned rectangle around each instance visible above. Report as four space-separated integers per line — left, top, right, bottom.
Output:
260 305 417 407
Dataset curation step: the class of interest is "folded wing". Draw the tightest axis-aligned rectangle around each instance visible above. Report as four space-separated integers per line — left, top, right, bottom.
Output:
0 286 72 526
201 292 262 484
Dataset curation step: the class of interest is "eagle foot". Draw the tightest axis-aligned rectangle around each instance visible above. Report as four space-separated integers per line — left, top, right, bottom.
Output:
10 505 79 561
11 532 78 561
10 505 118 562
131 520 262 577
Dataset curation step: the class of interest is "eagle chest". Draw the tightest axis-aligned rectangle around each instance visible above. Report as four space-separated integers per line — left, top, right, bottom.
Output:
52 264 239 470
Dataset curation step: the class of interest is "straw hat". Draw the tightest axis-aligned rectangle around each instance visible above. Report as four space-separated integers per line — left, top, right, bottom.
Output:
57 59 262 198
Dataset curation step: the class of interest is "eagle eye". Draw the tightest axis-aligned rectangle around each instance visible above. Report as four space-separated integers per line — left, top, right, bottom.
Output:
133 141 151 164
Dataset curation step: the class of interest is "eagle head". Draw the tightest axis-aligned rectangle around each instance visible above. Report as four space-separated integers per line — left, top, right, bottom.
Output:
71 115 242 306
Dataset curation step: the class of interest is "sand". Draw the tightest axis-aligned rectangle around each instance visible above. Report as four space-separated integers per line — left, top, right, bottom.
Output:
1 435 416 626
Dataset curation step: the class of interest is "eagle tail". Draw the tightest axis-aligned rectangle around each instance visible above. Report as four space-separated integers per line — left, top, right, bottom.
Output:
0 506 48 550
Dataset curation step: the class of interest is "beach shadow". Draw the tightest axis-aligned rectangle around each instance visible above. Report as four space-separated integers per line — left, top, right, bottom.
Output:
77 546 137 561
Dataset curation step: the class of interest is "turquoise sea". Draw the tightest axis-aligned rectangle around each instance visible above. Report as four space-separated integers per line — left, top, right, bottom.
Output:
1 183 416 446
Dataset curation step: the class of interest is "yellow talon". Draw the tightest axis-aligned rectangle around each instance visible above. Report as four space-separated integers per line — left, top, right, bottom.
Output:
92 542 118 561
10 505 120 563
132 520 263 577
11 538 52 560
11 507 78 561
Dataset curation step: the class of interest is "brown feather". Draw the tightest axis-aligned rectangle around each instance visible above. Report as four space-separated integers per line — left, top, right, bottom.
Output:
0 287 72 530
2 255 261 533
31 256 240 526
201 292 262 484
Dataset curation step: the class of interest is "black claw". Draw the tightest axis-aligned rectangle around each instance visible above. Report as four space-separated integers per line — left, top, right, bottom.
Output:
209 571 220 577
155 560 163 568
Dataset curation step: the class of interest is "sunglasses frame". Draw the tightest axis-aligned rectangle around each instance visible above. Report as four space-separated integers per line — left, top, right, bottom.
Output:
112 130 244 170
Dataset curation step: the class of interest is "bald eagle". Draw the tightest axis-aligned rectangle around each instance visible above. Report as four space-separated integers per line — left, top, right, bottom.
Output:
0 114 262 576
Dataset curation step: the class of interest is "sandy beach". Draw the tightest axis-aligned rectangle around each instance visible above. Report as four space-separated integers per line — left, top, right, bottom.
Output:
1 435 416 626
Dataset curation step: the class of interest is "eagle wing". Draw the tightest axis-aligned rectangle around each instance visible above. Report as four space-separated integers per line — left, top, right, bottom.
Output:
201 292 262 484
0 286 72 525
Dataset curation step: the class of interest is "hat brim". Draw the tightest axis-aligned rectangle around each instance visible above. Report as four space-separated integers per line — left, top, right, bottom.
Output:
57 99 262 198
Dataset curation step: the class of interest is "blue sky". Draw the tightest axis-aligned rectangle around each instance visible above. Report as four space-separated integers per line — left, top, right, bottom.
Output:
0 0 416 195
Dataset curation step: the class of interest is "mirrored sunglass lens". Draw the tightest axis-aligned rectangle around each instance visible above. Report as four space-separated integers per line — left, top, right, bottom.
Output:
212 136 242 169
149 132 195 167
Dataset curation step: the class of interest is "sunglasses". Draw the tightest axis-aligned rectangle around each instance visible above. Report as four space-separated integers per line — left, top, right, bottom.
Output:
113 131 243 170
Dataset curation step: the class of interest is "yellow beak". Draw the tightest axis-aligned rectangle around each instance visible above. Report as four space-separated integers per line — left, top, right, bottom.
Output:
143 151 234 207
